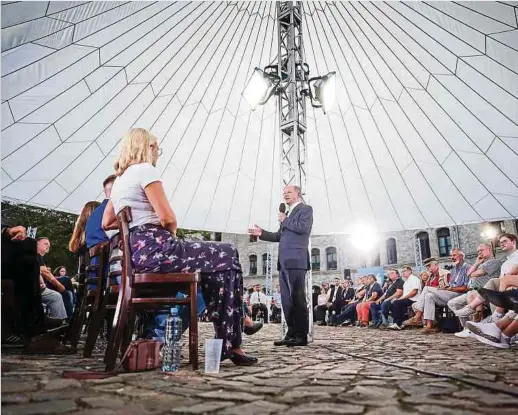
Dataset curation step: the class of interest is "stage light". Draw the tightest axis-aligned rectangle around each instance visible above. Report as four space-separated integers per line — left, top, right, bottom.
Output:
350 223 378 252
243 68 279 110
309 71 336 114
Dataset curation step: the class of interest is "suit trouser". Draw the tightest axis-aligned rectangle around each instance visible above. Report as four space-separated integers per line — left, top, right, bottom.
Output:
279 268 308 338
415 287 460 322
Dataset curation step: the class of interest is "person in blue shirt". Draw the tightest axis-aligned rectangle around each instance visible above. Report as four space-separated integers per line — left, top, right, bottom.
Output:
85 175 116 249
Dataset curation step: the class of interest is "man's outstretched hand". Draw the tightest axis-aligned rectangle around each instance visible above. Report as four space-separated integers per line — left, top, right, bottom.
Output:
248 225 262 237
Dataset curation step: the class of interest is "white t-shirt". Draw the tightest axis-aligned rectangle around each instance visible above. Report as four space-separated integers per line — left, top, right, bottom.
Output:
402 274 421 301
110 163 162 228
250 291 268 305
501 249 518 276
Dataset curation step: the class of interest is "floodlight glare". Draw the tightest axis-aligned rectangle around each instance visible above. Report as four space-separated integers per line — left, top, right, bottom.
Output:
350 223 378 252
243 68 276 110
481 226 498 240
315 72 336 114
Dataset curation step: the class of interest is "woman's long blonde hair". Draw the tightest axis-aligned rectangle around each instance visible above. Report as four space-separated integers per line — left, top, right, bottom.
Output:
68 201 101 253
114 128 158 176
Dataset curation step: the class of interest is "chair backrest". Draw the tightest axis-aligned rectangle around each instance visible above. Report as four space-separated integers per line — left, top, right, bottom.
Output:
116 206 134 287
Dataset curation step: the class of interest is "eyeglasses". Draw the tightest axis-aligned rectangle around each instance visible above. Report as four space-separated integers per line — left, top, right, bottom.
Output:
499 240 510 245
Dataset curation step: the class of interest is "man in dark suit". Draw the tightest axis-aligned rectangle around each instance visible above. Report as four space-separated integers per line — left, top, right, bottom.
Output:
249 185 313 347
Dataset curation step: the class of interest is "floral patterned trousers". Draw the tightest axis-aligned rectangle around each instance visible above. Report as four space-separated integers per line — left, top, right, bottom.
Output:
130 224 243 359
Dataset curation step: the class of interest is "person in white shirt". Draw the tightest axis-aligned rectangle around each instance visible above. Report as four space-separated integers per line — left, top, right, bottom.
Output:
271 284 282 323
102 128 257 366
250 284 269 322
389 266 421 330
454 233 518 322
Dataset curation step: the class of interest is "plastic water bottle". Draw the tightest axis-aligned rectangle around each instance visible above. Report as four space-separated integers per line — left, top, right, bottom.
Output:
161 308 182 372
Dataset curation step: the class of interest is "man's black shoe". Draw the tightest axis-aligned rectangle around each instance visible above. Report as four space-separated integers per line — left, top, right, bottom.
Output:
285 337 308 347
273 337 294 346
244 322 263 336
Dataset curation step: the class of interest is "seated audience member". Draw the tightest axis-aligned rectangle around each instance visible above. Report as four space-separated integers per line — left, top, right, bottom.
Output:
329 276 367 326
389 267 422 330
271 284 282 323
316 278 343 325
52 266 76 319
453 233 518 323
102 128 256 365
85 175 117 249
250 284 269 323
339 279 355 309
467 300 518 349
406 251 469 334
37 238 69 321
1 225 73 353
370 269 404 328
356 274 383 327
448 243 501 338
314 284 329 325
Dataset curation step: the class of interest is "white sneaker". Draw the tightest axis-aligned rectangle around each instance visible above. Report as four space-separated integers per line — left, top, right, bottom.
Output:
453 305 476 318
388 323 401 330
466 321 501 342
454 328 473 338
511 335 518 346
471 332 510 349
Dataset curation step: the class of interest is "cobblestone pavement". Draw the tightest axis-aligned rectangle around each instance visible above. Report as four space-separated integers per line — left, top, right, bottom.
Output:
2 323 518 414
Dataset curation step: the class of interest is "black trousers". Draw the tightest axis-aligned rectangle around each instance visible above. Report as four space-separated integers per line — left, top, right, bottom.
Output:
392 298 414 326
251 304 269 323
1 235 46 338
279 268 308 338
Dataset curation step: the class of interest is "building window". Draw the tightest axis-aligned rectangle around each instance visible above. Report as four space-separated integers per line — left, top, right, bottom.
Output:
311 248 320 271
214 232 222 241
437 228 452 257
373 252 381 267
326 247 337 270
262 253 268 275
416 231 431 260
386 238 397 264
249 255 257 275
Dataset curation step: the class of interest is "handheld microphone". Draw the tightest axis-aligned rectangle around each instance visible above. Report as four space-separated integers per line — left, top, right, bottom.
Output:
279 203 286 213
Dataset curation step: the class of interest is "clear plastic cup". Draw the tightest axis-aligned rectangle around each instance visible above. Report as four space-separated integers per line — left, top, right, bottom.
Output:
204 339 223 374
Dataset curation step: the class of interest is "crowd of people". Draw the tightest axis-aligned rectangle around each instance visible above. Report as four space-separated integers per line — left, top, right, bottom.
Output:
2 127 516 360
311 235 518 348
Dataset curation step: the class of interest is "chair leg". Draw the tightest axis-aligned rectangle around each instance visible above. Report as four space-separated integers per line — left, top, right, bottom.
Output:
65 297 89 349
189 281 199 371
105 290 131 372
121 308 135 355
83 308 105 357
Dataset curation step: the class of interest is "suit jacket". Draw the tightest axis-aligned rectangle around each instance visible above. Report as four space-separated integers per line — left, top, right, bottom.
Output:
260 203 313 270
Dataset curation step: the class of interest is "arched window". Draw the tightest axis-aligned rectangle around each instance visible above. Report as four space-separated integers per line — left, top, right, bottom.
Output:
386 238 397 264
262 253 268 275
311 248 320 271
437 228 452 257
249 255 257 275
326 247 337 270
416 232 431 260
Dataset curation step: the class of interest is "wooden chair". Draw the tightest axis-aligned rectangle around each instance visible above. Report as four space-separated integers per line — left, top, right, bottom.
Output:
105 207 199 372
64 243 110 352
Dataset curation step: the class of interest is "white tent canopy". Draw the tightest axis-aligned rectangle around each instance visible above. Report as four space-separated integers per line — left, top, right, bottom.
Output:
2 1 518 234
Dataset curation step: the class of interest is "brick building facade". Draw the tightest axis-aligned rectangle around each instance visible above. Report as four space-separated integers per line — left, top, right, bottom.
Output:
219 220 518 287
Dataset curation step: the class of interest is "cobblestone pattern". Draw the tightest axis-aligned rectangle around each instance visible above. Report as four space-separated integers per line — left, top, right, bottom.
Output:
225 220 518 285
2 323 517 414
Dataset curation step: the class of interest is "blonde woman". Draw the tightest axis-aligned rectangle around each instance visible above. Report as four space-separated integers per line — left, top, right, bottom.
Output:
102 128 257 366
